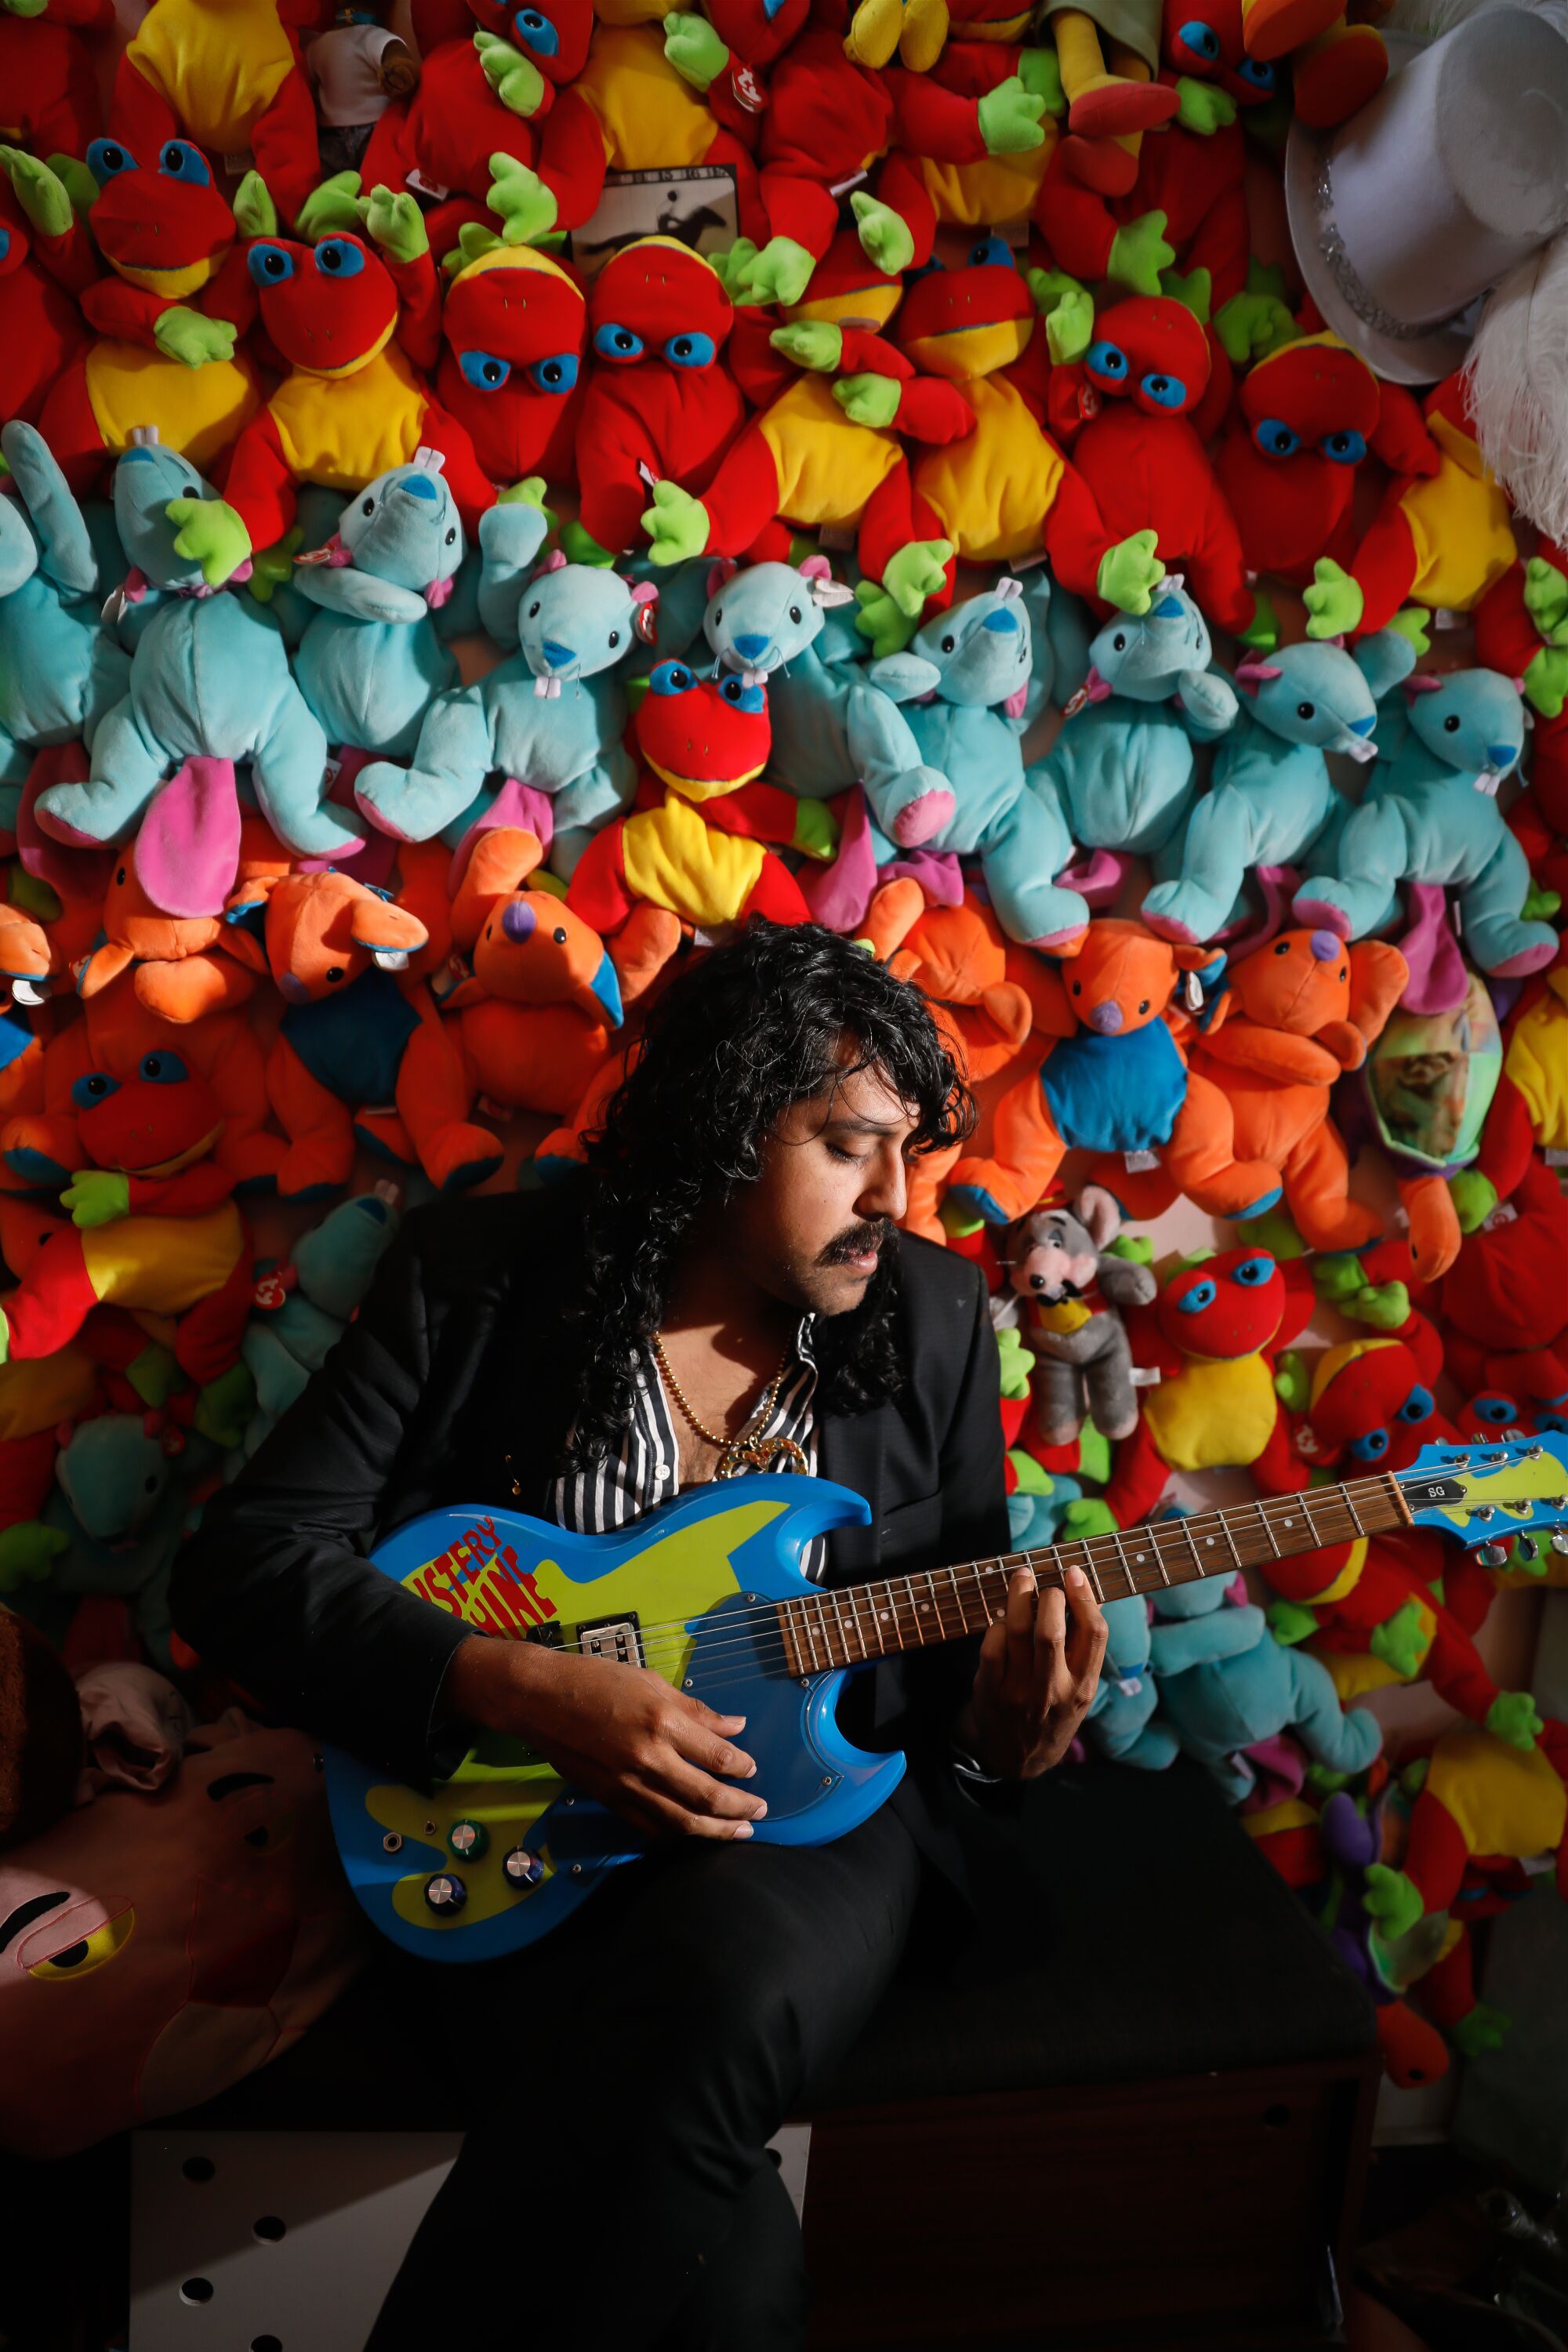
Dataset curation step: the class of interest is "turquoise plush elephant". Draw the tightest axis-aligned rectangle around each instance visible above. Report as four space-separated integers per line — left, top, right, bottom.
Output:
1147 1572 1383 1806
34 438 361 899
238 1188 401 1458
1083 1594 1180 1769
354 505 644 876
39 1414 220 1671
1144 630 1415 945
292 454 477 767
1028 581 1237 877
1294 666 1557 978
0 420 130 816
851 579 1091 949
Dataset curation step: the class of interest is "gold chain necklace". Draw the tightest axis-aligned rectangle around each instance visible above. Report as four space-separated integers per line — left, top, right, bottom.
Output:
650 1334 808 1479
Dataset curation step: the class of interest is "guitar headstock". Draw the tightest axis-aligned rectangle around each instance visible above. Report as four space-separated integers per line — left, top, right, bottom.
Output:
1403 1434 1568 1565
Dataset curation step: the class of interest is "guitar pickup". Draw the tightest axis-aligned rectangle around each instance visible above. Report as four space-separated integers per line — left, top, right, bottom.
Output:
575 1613 643 1666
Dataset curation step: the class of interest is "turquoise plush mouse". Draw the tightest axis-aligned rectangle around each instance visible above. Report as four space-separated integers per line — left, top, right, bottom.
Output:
1295 666 1557 979
40 1413 220 1671
34 434 362 915
354 506 648 875
1145 629 1416 946
0 420 129 820
1083 1595 1179 1769
237 1187 402 1459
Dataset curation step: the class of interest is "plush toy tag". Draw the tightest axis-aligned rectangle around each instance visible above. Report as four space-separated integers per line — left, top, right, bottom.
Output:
477 1093 514 1123
223 151 254 177
829 169 867 199
1482 1201 1519 1231
1123 1149 1158 1172
729 63 766 111
818 522 855 551
405 165 451 201
1131 1366 1162 1388
1548 1149 1568 1169
1183 971 1204 1011
253 1265 298 1312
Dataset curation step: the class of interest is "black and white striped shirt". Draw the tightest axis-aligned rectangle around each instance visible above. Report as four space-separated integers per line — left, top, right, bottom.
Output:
548 1319 829 1581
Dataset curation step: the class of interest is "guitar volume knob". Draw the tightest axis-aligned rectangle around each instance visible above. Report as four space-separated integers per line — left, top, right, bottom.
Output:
447 1819 488 1860
503 1846 545 1892
423 1872 468 1915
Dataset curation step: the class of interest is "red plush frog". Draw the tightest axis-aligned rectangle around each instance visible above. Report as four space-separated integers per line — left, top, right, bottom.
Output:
112 0 320 229
0 154 96 431
566 660 834 973
38 135 262 493
878 28 1075 246
437 239 586 490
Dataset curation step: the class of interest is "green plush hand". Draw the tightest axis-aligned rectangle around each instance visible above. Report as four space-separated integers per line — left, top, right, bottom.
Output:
154 303 238 367
792 797 840 860
295 171 363 240
0 147 73 238
1450 1167 1498 1234
62 1167 130 1228
855 580 920 658
1174 73 1235 133
165 495 252 588
848 191 913 278
1236 1204 1306 1261
833 370 902 429
1266 1599 1320 1648
247 525 303 604
498 474 550 510
770 318 843 372
1523 880 1562 924
1 0 49 20
1106 209 1174 298
977 74 1047 154
444 220 501 278
1027 270 1093 364
1523 642 1568 720
1523 554 1568 643
1303 556 1365 641
1272 1348 1309 1414
940 1196 985 1239
9 865 58 920
1015 44 1065 111
1236 588 1279 652
487 154 558 245
1214 288 1298 364
0 1521 66 1592
882 535 952 618
709 237 758 299
1370 1597 1429 1681
1363 1862 1423 1940
641 479 710 567
359 182 428 263
45 151 96 217
474 28 546 115
1385 604 1431 658
195 1362 256 1449
1062 1497 1120 1541
731 231 817 307
1450 2001 1510 2057
558 519 615 565
1487 1689 1545 1749
1105 1230 1154 1264
996 1323 1035 1399
1160 265 1211 324
126 1339 180 1408
233 169 281 240
1313 1250 1373 1307
1096 528 1163 615
662 9 729 89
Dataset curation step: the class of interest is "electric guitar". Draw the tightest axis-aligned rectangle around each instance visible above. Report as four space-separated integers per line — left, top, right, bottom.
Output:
324 1437 1568 1962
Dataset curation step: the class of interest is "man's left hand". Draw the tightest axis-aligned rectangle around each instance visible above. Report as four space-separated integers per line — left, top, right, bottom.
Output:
958 1565 1107 1777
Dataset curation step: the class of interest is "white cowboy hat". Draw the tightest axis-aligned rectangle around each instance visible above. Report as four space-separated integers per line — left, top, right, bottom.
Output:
1285 3 1568 384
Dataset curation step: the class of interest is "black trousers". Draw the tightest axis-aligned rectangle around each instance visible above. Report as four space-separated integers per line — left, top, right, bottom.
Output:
363 1802 926 2351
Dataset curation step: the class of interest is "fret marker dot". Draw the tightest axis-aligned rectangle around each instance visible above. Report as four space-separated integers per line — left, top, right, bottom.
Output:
879 1611 889 1623
1134 1553 1145 1564
1283 1519 1293 1529
1206 1537 1214 1546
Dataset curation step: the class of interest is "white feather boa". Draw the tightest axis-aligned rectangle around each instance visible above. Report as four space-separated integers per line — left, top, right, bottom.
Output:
1465 232 1568 549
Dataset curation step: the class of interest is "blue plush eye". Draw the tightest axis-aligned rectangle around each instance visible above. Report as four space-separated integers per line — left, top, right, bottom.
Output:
1235 56 1274 91
1321 429 1367 465
593 322 644 361
314 237 365 278
967 234 1012 269
248 241 296 286
158 140 211 185
528 351 579 392
649 660 695 696
71 1072 121 1109
1139 371 1187 409
1475 1396 1517 1424
512 5 560 52
1176 1278 1217 1314
662 332 715 368
1086 341 1128 383
459 348 512 389
138 1051 188 1084
1177 17 1220 57
1253 416 1301 457
1230 1254 1276 1287
720 675 764 712
1351 1428 1390 1461
86 138 138 184
1397 1385 1435 1425
0 230 9 265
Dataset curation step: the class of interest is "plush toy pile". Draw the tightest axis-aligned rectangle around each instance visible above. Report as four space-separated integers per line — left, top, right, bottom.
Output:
1 0 1565 2140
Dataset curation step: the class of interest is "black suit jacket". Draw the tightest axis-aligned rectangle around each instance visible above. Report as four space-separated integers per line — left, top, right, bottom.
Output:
170 1183 1014 1899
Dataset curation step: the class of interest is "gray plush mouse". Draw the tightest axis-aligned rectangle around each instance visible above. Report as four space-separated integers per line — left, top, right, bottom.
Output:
1006 1188 1156 1447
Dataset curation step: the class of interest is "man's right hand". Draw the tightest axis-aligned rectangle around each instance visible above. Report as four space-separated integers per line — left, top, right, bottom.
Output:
441 1636 768 1842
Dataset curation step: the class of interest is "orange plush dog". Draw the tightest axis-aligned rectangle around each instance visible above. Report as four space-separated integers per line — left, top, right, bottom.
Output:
74 812 296 1023
1184 927 1410 1251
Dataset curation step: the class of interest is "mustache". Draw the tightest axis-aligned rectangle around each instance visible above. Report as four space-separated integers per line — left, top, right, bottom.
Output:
818 1218 892 1267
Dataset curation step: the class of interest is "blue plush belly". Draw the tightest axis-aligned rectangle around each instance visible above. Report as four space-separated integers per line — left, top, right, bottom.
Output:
1041 1022 1186 1152
281 965 421 1105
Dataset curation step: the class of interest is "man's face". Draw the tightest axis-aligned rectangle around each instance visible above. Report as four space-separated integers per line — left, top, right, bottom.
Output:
724 1058 920 1319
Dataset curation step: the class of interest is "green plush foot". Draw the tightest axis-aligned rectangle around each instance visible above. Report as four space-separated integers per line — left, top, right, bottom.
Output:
294 169 362 239
790 797 839 858
0 1521 65 1592
662 9 728 88
558 519 614 566
165 495 252 588
771 318 843 372
474 29 546 115
1272 1347 1309 1414
153 304 238 367
1363 1862 1423 1940
1369 1597 1430 1682
360 183 428 262
1160 264 1211 323
1016 45 1065 110
126 1339 180 1408
849 192 914 278
1174 73 1236 133
641 480 710 566
1450 2002 1510 2057
1267 1599 1319 1648
0 147 73 238
233 169 281 239
1029 270 1094 363
1097 528 1163 614
1523 881 1563 923
1062 1498 1120 1540
833 371 902 428
487 154 558 245
940 1197 985 1239
1450 1169 1498 1235
1106 209 1173 296
1523 643 1568 721
731 233 816 308
1486 1690 1544 1749
710 237 758 300
1304 556 1364 640
996 1325 1035 1399
1385 604 1431 657
1523 554 1568 641
855 583 920 658
247 525 303 604
195 1362 257 1449
43 151 96 217
1214 288 1298 364
882 535 952 618
1236 590 1279 652
978 74 1047 154
1236 1204 1306 1261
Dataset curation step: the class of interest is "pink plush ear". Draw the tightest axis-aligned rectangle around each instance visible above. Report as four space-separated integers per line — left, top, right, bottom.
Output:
1401 673 1443 699
535 549 568 575
706 557 739 599
797 554 833 583
1235 661 1282 693
628 580 659 605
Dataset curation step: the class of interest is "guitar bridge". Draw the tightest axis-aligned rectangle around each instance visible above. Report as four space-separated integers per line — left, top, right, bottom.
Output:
575 1613 643 1666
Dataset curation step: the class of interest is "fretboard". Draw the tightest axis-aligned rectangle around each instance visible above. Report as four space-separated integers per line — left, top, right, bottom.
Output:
774 1472 1412 1677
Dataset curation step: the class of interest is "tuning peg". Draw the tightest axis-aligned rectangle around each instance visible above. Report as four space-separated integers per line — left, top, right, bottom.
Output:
1477 1541 1511 1567
423 1871 467 1915
1552 1530 1568 1557
1469 1506 1495 1522
1515 1536 1540 1563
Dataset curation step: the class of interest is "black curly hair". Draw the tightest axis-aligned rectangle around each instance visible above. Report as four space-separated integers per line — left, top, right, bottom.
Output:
562 921 974 1468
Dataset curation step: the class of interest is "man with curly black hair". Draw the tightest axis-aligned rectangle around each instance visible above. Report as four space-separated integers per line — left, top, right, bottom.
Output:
173 921 1107 2351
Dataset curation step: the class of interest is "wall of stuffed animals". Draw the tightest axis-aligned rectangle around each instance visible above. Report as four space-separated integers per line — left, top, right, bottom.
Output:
1 0 1566 2167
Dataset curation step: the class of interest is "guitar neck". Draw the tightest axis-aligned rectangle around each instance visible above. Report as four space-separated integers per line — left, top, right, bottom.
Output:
775 1472 1413 1676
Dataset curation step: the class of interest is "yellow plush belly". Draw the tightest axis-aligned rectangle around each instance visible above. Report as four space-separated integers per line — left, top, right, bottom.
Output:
758 376 904 528
920 144 1052 228
85 343 261 475
914 376 1059 563
1505 997 1568 1153
621 792 765 924
81 1203 245 1316
1143 1352 1279 1472
125 0 295 157
1401 458 1516 614
575 25 716 168
1427 1729 1568 1863
268 345 428 493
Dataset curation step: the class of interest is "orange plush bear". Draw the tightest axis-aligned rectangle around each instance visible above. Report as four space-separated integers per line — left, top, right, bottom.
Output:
946 919 1282 1227
74 811 294 1024
1182 928 1410 1251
